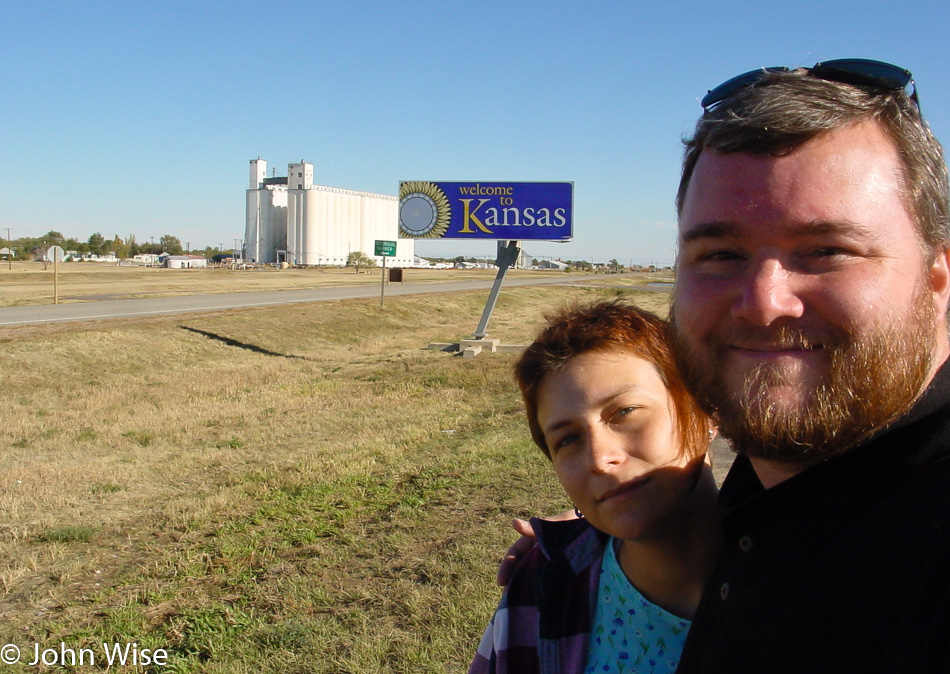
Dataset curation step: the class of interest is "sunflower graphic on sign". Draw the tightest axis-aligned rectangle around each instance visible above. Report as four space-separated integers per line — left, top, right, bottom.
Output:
399 181 452 238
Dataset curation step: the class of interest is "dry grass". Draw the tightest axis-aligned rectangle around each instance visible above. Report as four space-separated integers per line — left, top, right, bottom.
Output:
0 276 677 672
0 261 619 308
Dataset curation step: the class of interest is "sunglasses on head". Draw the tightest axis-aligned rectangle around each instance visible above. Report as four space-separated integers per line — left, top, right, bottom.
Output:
701 58 918 113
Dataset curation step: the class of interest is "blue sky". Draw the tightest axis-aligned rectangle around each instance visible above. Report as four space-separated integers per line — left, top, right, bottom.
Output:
3 1 949 265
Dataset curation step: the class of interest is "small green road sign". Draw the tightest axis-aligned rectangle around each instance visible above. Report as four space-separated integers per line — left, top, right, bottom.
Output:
375 240 396 257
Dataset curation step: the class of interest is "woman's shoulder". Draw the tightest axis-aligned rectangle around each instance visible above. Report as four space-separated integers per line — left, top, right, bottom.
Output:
501 518 608 601
530 517 609 564
504 518 606 607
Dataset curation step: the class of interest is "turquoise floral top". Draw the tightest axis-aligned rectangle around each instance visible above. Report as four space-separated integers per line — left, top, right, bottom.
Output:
584 537 691 674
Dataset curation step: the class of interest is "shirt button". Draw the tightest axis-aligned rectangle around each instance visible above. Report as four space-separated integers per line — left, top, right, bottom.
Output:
720 582 730 601
739 535 753 552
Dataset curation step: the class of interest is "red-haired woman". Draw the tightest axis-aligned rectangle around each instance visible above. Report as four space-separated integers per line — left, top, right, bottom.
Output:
470 300 721 674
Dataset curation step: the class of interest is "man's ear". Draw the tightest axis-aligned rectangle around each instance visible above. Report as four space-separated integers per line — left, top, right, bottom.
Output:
929 246 950 314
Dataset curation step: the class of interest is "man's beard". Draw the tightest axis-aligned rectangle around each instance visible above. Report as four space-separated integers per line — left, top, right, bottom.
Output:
671 287 937 466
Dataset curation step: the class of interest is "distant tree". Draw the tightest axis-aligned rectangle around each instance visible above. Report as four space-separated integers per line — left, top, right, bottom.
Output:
347 251 376 273
66 237 81 250
87 232 105 254
110 235 129 258
123 234 137 257
160 235 183 255
608 258 623 271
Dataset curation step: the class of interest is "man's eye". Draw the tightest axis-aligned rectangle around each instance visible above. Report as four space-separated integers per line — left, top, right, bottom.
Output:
809 247 845 257
682 248 745 267
796 247 861 271
702 250 742 262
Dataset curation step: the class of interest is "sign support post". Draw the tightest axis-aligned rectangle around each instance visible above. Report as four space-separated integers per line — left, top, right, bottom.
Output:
374 240 397 307
473 240 521 339
48 245 65 305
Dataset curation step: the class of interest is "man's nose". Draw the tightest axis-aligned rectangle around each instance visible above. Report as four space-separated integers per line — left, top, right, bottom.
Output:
731 257 805 326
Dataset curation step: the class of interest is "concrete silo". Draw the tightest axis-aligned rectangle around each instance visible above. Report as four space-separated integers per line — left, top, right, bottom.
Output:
245 159 412 267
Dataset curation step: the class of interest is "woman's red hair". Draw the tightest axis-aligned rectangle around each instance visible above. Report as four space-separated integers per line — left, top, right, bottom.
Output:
514 300 710 460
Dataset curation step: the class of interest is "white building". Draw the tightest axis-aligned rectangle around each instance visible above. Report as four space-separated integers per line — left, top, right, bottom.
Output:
132 253 161 266
164 255 208 269
245 159 413 267
536 259 569 270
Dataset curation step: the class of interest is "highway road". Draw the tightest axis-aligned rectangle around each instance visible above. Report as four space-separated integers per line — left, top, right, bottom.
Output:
0 274 666 327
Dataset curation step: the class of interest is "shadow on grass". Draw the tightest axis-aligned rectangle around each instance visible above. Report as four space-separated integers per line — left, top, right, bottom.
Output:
180 326 315 360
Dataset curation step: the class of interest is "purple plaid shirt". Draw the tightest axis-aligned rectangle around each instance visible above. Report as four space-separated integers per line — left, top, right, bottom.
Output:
469 518 608 674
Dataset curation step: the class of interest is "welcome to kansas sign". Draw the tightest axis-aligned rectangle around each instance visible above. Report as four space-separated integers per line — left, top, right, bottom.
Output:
398 181 573 241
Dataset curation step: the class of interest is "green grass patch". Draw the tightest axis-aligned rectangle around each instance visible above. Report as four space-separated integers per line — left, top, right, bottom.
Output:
35 525 99 544
91 482 127 494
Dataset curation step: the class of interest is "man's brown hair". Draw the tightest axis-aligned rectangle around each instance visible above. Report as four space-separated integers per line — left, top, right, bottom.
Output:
677 69 950 252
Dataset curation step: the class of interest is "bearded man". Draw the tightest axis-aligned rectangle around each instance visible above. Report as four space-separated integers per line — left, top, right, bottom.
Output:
672 59 950 673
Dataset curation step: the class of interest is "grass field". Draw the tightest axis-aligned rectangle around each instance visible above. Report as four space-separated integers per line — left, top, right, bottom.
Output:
0 262 594 308
0 271 685 672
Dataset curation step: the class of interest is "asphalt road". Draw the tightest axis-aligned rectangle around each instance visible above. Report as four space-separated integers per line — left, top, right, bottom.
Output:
0 274 663 327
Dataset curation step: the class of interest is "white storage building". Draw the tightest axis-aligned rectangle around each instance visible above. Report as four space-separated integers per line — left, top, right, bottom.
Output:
245 159 413 267
164 255 208 269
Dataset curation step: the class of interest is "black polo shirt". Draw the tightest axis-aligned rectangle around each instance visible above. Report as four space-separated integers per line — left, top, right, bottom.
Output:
677 362 950 673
